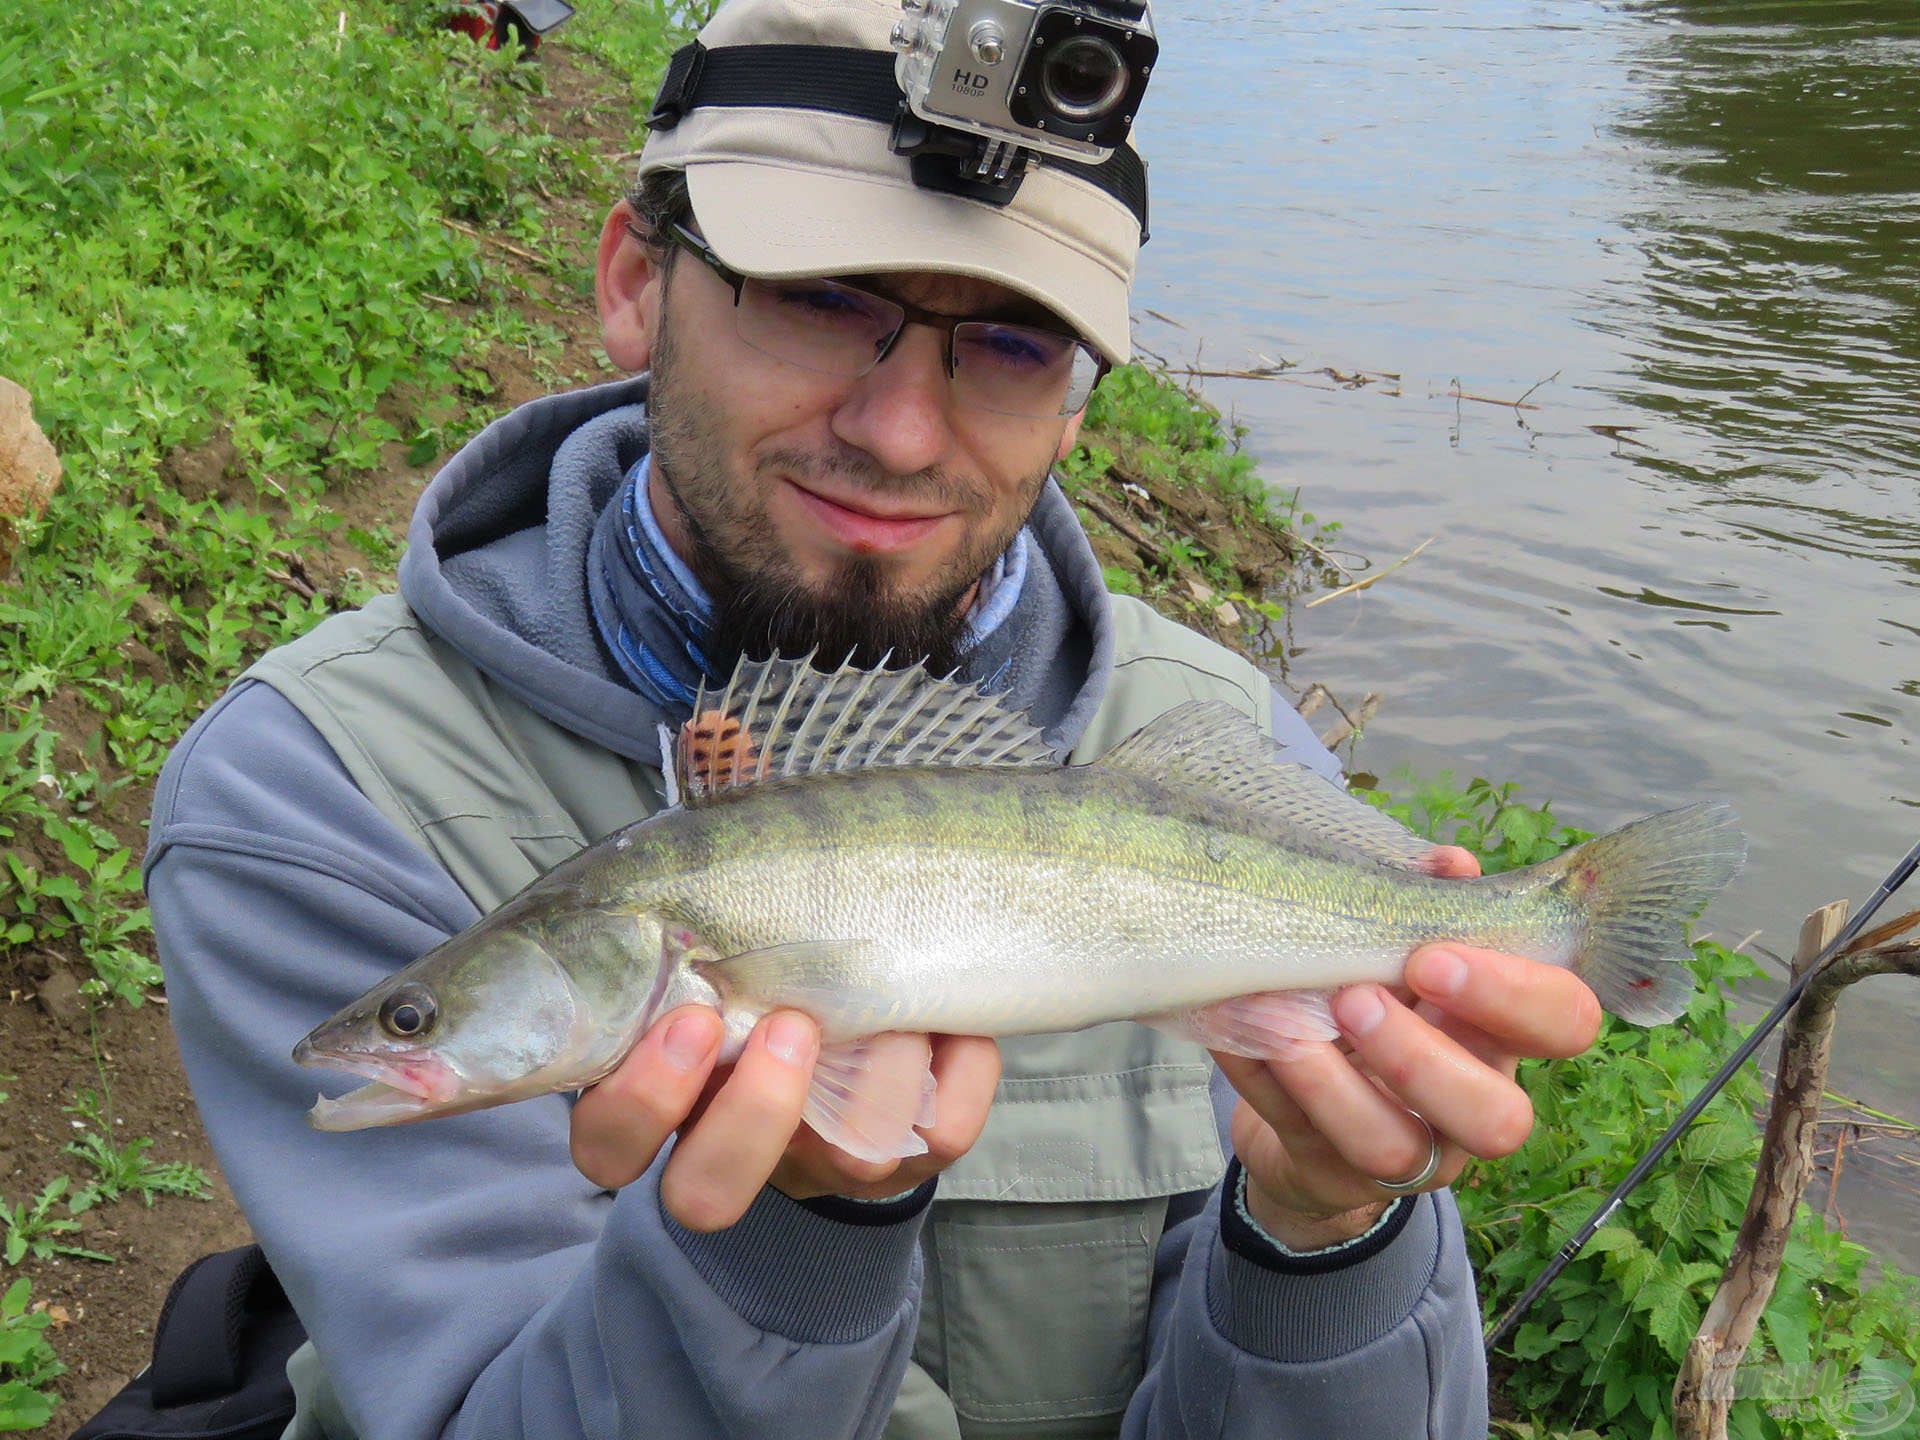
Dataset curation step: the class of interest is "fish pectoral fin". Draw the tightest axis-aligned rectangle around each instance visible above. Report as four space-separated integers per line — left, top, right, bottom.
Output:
804 1034 937 1165
707 939 887 1010
1143 989 1339 1061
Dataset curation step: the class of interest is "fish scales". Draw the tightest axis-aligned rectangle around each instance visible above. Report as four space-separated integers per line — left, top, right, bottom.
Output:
625 765 1578 1041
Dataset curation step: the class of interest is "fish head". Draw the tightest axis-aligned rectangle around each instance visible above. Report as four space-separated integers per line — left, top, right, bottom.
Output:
295 918 595 1131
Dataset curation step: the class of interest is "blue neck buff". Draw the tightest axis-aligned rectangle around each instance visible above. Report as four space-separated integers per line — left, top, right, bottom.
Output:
587 454 1028 712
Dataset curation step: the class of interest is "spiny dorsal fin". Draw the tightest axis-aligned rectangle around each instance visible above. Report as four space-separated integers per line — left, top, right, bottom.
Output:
1096 700 1441 870
672 652 1057 805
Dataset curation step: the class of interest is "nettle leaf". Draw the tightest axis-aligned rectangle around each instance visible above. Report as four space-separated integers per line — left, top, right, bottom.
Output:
0 1379 57 1431
1758 1282 1804 1367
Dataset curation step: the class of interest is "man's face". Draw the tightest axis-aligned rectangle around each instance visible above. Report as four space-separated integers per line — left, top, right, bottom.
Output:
596 203 1087 672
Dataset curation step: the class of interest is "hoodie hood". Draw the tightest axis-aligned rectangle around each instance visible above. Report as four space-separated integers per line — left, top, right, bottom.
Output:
397 377 1116 769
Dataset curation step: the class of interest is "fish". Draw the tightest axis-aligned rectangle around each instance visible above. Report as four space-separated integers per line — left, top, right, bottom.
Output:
293 653 1746 1161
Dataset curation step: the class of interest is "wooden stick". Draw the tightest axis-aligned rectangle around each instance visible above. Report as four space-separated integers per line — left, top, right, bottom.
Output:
1294 683 1329 721
1673 906 1920 1439
1175 364 1295 381
1288 528 1357 582
1823 1125 1849 1231
1316 693 1379 750
1303 537 1434 609
1674 901 1848 1440
1442 382 1543 411
1076 490 1167 570
438 216 543 265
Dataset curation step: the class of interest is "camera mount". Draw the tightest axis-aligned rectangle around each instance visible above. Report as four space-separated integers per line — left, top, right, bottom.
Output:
645 40 1148 239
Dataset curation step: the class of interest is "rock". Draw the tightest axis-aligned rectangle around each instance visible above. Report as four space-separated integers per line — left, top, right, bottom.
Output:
34 967 85 1027
0 377 62 580
1185 578 1216 604
1213 600 1242 629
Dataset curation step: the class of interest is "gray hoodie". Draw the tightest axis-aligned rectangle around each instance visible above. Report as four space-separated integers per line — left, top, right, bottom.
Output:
144 377 1488 1440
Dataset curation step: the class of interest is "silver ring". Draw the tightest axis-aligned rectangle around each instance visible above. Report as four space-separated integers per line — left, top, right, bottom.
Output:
1374 1113 1443 1195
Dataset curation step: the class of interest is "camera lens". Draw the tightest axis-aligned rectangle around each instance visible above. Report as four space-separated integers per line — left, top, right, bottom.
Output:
1039 34 1128 123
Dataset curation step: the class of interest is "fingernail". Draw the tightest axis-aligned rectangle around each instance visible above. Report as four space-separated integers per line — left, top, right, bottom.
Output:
1334 985 1387 1037
662 1013 715 1071
1415 947 1469 997
765 1013 816 1067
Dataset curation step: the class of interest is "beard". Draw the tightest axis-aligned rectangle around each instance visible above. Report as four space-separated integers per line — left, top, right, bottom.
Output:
645 292 1049 677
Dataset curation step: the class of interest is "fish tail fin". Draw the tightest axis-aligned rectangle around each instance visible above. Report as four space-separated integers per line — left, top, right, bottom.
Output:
1542 802 1745 1024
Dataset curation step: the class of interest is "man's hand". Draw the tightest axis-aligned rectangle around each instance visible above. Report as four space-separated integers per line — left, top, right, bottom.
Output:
570 1009 1001 1231
1215 845 1605 1250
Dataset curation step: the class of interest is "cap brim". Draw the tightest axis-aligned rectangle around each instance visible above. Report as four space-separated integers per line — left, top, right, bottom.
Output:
685 161 1133 366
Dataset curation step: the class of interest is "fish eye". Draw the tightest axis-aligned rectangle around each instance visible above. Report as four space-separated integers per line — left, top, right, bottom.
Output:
378 986 437 1040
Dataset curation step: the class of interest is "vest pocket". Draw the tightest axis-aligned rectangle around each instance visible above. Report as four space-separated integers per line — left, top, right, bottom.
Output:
931 1203 1162 1434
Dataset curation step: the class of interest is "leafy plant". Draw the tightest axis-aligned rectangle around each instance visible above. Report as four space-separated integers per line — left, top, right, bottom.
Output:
63 1090 213 1209
0 1180 111 1266
1356 770 1920 1438
0 1276 64 1434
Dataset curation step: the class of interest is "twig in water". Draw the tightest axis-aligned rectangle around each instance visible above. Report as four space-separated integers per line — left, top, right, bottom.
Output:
1824 1125 1849 1233
1294 683 1329 721
1317 694 1380 750
1287 528 1356 582
1442 382 1543 411
1513 370 1561 408
1142 308 1188 330
1303 537 1435 609
1177 364 1294 381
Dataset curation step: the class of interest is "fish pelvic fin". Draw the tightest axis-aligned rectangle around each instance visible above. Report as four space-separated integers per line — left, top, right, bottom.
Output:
674 653 1057 805
1143 988 1339 1060
1096 701 1441 868
1542 802 1746 1024
805 1035 938 1164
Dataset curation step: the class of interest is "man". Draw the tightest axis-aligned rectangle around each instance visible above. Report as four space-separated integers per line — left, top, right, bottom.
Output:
144 0 1602 1435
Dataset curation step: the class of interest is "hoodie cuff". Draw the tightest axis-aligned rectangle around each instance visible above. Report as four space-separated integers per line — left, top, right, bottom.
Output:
1208 1159 1441 1364
663 1181 929 1345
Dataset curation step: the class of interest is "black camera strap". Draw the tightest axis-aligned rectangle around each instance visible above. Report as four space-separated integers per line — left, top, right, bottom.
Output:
646 42 1149 240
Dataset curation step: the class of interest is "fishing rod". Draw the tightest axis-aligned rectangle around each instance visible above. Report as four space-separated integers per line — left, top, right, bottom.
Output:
1485 835 1920 1352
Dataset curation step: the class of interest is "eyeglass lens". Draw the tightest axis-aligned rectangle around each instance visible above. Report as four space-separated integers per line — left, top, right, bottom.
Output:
735 276 1101 419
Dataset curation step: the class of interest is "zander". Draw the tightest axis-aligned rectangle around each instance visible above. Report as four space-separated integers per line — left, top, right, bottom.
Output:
294 654 1745 1161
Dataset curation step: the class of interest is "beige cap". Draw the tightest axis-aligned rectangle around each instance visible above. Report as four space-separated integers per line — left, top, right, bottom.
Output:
637 0 1140 362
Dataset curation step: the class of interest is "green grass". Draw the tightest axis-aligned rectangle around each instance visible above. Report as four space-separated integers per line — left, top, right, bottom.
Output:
0 0 687 1002
1361 772 1920 1440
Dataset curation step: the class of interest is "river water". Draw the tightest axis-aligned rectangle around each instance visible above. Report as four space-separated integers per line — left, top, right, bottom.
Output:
1132 0 1919 1267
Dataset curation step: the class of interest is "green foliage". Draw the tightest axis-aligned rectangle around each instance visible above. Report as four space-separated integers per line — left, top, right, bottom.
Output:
1077 365 1289 525
0 1278 63 1434
63 1090 214 1210
1357 770 1594 872
0 0 684 998
0 1180 111 1267
1357 771 1920 1438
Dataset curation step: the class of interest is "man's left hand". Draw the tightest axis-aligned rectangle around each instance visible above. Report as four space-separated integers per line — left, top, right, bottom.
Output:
1213 845 1605 1251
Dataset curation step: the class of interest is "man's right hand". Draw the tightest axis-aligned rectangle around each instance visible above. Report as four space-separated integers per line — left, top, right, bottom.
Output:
570 1006 1001 1231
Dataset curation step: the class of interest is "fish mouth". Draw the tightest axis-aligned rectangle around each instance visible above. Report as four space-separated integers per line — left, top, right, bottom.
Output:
293 1038 465 1132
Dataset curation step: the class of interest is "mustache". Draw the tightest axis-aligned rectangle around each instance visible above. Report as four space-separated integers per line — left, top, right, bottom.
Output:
756 447 989 514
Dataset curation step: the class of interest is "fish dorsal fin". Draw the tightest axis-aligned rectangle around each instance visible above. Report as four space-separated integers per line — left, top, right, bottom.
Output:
673 652 1057 804
1096 700 1440 869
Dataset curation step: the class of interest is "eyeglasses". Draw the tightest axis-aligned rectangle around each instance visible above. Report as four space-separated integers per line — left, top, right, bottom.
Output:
628 221 1108 420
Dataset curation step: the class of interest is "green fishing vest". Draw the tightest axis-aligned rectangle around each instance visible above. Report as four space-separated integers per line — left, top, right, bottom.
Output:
245 590 1281 1440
